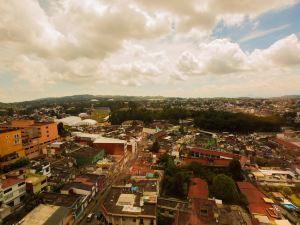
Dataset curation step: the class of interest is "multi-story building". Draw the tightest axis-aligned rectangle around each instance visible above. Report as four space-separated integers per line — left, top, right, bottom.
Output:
0 120 59 158
0 178 26 207
101 180 158 225
0 129 25 167
25 174 48 194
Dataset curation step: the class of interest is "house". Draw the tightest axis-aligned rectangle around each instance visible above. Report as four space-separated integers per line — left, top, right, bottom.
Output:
0 178 26 207
18 204 73 225
101 180 158 225
67 146 105 167
40 192 85 223
25 174 48 194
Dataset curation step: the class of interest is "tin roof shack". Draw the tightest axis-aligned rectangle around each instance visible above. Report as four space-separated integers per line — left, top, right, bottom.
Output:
67 146 105 167
74 173 106 194
101 180 158 225
18 204 72 225
40 192 85 223
47 157 77 192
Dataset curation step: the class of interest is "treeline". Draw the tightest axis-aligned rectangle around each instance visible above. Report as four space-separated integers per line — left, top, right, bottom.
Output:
194 110 282 133
110 108 283 133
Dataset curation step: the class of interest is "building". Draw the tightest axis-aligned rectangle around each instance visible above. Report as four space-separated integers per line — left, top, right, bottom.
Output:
237 182 280 224
74 173 106 193
93 137 127 155
0 129 25 167
183 147 246 168
0 120 59 158
18 204 73 225
67 147 105 167
251 168 300 187
0 177 26 207
101 180 158 225
40 192 85 223
25 174 48 194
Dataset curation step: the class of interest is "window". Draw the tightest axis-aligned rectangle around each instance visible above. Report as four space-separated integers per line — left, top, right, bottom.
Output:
4 188 12 194
18 182 25 187
200 208 208 216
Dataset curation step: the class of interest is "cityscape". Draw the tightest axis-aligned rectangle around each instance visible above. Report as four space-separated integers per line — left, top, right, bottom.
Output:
1 1 300 225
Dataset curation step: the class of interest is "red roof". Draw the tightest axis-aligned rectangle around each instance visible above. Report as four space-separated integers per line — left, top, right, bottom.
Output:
188 178 208 199
272 137 300 150
190 147 239 159
183 158 231 167
237 182 277 220
1 178 24 189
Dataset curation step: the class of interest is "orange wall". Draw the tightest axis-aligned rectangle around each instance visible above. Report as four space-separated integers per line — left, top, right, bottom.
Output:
0 130 24 157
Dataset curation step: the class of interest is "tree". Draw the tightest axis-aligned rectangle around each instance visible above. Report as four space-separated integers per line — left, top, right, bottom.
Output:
210 174 239 203
57 122 69 137
282 187 293 196
150 140 160 153
229 159 243 181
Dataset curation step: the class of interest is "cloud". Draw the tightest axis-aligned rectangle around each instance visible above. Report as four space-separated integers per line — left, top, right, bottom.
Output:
240 24 289 43
250 34 300 68
0 0 299 101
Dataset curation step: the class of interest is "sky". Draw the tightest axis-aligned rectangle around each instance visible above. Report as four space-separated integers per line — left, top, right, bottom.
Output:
0 0 300 102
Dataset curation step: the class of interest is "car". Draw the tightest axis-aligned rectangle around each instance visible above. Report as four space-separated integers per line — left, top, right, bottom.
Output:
87 213 94 222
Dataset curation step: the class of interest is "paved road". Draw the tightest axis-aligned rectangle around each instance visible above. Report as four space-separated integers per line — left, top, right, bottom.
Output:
77 153 139 225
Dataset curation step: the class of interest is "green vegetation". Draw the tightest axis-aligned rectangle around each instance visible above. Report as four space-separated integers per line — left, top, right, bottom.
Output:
57 122 69 137
194 110 282 133
159 154 190 199
210 174 240 203
229 159 243 181
91 109 110 122
150 140 160 153
110 108 282 133
289 194 300 207
1 158 30 173
159 154 246 205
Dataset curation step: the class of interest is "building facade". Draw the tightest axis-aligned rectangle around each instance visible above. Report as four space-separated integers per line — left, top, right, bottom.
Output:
0 129 25 167
0 120 59 158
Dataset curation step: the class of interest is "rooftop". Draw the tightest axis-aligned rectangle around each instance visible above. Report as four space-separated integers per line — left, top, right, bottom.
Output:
40 192 82 208
102 185 156 217
1 177 25 189
188 178 208 199
19 204 70 225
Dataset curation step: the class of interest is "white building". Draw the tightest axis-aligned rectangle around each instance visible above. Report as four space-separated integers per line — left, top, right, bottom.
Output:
0 178 26 207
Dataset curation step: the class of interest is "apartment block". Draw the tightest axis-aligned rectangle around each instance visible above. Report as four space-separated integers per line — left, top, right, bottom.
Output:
0 129 25 167
0 120 59 158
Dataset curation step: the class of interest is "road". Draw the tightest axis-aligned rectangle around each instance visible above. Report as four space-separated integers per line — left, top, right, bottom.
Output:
77 152 140 225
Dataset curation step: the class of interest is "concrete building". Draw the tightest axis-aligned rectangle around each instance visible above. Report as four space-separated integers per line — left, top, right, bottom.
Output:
0 129 25 168
40 192 85 223
25 174 48 194
0 120 59 158
18 204 73 225
0 177 26 207
101 180 158 225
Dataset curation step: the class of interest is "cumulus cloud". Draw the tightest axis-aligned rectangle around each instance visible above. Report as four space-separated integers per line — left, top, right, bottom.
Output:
0 0 299 101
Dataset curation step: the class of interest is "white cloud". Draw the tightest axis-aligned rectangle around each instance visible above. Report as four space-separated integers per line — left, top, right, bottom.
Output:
0 0 299 101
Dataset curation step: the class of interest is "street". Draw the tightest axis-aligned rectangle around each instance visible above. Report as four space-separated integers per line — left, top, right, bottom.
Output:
77 152 140 225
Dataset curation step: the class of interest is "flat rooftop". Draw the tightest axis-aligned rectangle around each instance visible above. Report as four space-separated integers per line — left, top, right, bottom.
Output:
102 186 156 217
19 204 70 225
40 192 82 208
